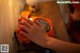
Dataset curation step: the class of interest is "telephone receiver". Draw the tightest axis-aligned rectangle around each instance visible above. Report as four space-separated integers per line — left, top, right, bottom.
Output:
16 11 55 44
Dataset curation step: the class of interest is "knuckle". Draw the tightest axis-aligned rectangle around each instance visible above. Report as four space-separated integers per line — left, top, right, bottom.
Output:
23 21 26 24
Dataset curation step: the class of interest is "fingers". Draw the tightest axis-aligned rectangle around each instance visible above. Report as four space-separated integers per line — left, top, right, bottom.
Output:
19 20 32 29
19 25 30 34
19 30 29 38
22 17 44 28
19 17 36 29
34 20 43 27
23 17 35 26
18 17 44 32
18 16 22 22
18 16 43 27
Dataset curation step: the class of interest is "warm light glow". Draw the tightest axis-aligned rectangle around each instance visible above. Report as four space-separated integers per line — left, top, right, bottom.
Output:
29 18 32 21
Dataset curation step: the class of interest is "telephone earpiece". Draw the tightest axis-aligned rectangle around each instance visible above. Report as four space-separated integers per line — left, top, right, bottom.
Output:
16 11 55 44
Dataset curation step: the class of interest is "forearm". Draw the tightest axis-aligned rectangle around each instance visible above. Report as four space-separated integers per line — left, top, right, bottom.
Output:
47 37 80 53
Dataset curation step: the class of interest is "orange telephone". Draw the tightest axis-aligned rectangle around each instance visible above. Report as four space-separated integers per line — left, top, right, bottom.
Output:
16 11 55 44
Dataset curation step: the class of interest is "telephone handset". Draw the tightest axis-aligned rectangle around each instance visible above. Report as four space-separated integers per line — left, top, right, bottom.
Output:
16 11 55 44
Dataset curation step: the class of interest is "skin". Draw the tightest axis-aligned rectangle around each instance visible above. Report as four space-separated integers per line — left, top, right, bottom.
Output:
17 1 80 53
18 17 80 53
19 17 49 48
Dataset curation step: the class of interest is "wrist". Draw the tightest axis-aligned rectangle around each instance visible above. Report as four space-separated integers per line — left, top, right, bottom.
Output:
45 37 53 48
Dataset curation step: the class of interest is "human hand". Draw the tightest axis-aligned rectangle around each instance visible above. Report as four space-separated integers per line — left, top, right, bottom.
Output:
18 17 50 48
